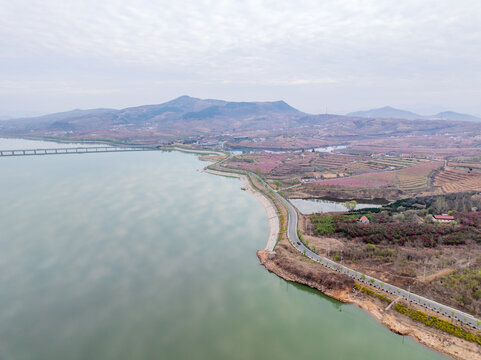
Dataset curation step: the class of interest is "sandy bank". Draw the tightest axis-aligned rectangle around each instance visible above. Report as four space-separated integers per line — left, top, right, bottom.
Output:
204 168 279 251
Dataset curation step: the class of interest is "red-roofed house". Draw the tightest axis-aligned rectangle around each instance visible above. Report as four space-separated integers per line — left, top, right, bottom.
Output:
433 215 455 222
358 216 370 224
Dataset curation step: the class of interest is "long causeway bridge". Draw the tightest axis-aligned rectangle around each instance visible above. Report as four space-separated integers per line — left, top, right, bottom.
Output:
0 146 157 157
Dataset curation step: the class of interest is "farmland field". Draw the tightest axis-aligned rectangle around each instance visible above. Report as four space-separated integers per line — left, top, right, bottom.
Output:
448 161 481 170
434 168 481 193
396 162 442 192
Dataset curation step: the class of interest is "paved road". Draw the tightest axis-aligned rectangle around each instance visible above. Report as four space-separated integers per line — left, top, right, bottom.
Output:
272 183 481 330
213 156 481 329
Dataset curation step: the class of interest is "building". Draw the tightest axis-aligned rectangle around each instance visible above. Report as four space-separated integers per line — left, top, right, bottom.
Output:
358 216 370 224
433 215 455 223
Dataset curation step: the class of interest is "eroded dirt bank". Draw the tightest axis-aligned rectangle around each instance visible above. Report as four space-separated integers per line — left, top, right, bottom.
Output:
257 249 481 360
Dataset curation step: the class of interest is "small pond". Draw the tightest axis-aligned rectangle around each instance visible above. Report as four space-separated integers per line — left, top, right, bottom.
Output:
290 198 382 214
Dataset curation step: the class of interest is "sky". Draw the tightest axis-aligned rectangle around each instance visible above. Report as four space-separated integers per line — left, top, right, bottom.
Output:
1 0 480 118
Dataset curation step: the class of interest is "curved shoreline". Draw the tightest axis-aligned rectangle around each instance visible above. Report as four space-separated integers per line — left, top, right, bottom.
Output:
257 250 481 360
203 160 481 360
164 146 225 156
204 168 279 251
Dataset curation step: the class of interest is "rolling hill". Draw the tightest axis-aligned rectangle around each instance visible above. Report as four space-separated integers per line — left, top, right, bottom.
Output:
347 106 422 120
348 106 481 122
1 96 481 144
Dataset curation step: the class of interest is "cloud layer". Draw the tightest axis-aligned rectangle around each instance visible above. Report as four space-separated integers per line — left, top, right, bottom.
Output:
1 0 480 116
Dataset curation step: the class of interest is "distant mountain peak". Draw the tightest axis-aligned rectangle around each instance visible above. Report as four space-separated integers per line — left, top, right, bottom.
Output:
347 106 422 120
347 106 481 122
429 111 481 121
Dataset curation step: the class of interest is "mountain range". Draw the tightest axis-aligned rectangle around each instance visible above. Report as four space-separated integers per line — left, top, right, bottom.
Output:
1 96 480 143
347 106 481 122
0 96 304 140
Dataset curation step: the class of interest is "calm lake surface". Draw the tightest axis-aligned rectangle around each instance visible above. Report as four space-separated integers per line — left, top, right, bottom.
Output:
0 140 448 360
291 198 382 214
0 137 105 149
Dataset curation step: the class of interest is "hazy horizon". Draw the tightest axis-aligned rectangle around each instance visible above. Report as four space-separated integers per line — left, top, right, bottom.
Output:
1 1 480 117
2 95 480 120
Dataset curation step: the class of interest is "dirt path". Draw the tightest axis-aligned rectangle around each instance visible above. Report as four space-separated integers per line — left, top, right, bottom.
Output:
419 268 454 282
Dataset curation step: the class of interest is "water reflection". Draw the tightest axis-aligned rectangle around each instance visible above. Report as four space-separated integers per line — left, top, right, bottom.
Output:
288 281 344 311
0 146 448 360
290 198 382 214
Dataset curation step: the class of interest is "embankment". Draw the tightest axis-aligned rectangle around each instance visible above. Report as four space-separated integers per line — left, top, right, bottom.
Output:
204 159 481 359
257 249 481 360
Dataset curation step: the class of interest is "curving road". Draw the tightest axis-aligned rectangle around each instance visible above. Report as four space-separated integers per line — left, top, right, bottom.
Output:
213 155 481 330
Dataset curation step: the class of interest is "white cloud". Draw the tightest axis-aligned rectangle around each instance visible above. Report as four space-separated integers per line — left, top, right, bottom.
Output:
0 0 480 114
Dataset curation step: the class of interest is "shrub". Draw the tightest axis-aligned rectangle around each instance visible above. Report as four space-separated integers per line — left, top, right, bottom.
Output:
358 285 481 345
318 210 479 248
310 215 335 235
394 303 481 345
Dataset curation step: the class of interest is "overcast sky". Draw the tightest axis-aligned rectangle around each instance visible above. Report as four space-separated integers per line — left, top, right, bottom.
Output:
1 0 480 117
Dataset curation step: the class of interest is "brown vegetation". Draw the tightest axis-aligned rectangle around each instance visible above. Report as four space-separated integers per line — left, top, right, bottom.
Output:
258 230 481 360
302 204 481 317
434 168 481 194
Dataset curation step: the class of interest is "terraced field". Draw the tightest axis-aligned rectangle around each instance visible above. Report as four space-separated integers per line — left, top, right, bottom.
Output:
368 157 424 169
397 175 428 191
448 161 481 170
269 153 361 177
311 154 359 169
396 161 442 192
225 153 450 197
348 161 385 172
434 168 481 193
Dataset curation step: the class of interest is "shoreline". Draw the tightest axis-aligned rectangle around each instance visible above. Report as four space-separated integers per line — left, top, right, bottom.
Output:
6 138 479 358
257 250 481 360
204 160 481 360
204 168 279 251
164 146 225 156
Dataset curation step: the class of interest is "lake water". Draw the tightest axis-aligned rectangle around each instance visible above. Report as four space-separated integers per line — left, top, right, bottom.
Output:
0 137 106 149
291 198 382 214
0 139 447 360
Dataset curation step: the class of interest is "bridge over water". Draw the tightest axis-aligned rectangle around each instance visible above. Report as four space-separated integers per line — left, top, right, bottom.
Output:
0 146 158 157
